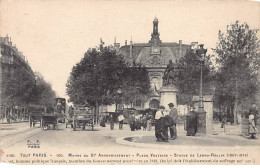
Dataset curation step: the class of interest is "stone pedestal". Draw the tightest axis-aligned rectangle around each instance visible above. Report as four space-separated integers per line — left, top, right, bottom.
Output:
192 95 214 136
204 101 213 135
196 111 206 136
160 86 178 110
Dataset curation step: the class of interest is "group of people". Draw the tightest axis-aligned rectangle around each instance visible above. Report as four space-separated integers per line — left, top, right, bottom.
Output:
129 113 152 131
154 103 178 142
100 102 258 141
154 103 199 142
99 113 125 130
100 112 153 131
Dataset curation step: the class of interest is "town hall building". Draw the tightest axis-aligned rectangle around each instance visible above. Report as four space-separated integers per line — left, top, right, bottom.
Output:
114 17 192 110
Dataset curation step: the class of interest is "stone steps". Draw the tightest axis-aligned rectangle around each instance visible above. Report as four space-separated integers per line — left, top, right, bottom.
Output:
213 128 225 135
224 125 241 135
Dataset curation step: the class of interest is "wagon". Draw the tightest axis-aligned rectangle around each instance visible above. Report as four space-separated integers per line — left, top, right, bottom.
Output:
41 113 59 130
29 112 42 127
72 110 94 131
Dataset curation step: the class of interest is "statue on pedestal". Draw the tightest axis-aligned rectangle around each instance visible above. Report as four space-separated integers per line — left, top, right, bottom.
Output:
163 59 176 85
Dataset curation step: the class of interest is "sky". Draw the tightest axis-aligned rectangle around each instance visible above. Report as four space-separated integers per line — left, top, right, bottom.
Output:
0 0 259 100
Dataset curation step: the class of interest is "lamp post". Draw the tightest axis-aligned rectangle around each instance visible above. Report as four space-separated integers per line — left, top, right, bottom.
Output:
116 89 122 112
196 44 207 113
195 44 207 135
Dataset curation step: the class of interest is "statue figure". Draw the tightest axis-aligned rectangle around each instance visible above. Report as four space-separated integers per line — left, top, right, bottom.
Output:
163 59 176 85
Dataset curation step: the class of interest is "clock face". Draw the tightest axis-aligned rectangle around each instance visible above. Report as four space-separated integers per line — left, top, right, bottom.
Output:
153 48 158 53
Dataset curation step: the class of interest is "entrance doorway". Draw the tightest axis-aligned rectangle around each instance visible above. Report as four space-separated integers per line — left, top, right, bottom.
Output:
149 99 160 109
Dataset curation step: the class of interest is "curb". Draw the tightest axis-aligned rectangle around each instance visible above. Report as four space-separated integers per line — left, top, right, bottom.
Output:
115 135 260 150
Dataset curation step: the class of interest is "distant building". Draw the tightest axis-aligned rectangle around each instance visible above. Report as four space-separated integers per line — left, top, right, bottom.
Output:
0 35 34 121
114 18 195 110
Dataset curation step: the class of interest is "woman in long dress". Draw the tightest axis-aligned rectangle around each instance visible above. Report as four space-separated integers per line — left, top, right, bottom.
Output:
249 114 258 139
186 106 197 136
155 106 168 142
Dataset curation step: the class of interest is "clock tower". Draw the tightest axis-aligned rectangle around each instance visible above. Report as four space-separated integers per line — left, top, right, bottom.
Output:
150 17 161 55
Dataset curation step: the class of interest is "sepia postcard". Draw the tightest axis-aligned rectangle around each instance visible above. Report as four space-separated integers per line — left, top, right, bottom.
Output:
0 0 260 166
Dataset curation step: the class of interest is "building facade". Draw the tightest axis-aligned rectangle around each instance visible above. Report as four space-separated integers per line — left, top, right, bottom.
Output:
115 18 192 110
0 35 34 121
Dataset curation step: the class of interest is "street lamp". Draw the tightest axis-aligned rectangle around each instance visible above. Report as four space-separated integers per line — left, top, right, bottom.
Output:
116 89 122 112
195 44 207 135
196 44 207 114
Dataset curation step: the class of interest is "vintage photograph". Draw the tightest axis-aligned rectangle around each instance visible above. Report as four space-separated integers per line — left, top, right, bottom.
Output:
0 0 259 166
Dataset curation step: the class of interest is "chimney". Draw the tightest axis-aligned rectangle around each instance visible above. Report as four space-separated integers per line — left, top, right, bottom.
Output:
113 37 120 52
125 40 127 46
9 37 12 46
179 40 182 58
4 34 9 44
130 37 133 59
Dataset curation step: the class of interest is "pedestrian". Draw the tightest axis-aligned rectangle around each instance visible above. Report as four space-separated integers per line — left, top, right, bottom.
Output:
129 113 135 131
249 103 258 123
100 116 106 127
147 115 152 131
248 114 258 139
109 113 114 130
118 113 124 130
168 103 178 140
7 113 11 124
135 114 141 130
155 106 168 142
186 105 197 136
142 113 149 130
221 112 227 128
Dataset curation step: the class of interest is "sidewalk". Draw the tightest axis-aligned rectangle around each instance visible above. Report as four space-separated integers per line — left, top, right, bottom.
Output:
0 122 43 149
0 122 37 138
97 123 260 149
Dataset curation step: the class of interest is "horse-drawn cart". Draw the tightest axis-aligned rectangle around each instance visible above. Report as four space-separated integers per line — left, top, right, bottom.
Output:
29 112 42 127
41 113 59 130
70 109 94 131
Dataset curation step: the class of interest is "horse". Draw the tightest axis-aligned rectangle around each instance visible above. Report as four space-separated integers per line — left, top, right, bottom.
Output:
163 70 176 85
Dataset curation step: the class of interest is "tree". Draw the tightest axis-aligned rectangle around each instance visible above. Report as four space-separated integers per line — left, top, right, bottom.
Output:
175 48 215 105
34 72 56 110
120 64 152 106
2 68 35 107
67 46 125 104
66 46 128 122
2 68 56 114
66 45 151 119
214 21 260 124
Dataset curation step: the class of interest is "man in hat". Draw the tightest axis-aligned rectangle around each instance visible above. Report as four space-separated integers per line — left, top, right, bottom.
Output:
168 103 178 140
155 105 168 142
